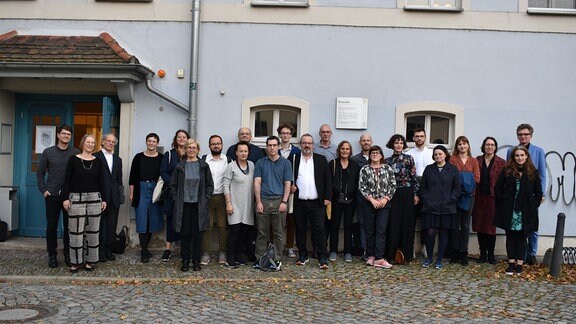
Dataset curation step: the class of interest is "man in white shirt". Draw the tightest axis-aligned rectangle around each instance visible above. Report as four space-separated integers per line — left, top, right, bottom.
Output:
201 135 231 265
291 134 332 269
406 128 434 258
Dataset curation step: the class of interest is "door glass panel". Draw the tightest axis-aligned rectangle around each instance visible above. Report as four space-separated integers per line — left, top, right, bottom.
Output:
74 102 103 151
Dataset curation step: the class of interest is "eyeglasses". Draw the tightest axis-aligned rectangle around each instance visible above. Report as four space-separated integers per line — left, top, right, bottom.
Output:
210 142 222 146
517 133 532 136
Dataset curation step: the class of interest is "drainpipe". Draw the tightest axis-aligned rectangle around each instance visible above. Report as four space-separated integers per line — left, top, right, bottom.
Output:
189 0 201 139
145 79 189 113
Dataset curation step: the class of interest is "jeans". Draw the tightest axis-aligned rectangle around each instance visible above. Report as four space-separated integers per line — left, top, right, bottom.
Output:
451 198 474 254
45 195 70 257
363 200 390 260
527 231 538 257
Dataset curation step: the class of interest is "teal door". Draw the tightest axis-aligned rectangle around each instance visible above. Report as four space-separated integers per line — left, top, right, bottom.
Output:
14 95 120 237
14 97 73 237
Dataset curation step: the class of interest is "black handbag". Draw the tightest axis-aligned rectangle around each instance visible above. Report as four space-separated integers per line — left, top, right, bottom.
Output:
111 226 129 254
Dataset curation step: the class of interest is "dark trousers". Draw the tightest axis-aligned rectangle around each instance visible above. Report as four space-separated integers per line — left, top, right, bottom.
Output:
180 203 202 262
295 199 327 260
363 200 390 260
426 228 449 263
164 202 180 243
386 187 415 261
329 200 355 254
286 212 295 248
451 199 474 254
227 223 249 263
99 205 119 257
506 230 527 261
45 195 70 257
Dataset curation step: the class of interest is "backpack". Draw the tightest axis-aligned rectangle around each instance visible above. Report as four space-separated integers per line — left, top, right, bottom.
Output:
258 242 280 271
111 226 129 254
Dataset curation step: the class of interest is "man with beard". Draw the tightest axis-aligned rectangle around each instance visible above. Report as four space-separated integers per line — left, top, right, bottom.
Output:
351 133 373 259
406 128 434 259
292 134 332 269
201 135 232 265
37 124 80 268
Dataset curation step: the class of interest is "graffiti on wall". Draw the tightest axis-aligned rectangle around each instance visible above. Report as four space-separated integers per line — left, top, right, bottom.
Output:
546 151 576 205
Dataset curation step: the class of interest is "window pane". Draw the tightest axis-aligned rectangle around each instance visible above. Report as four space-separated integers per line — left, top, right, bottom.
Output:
255 110 273 137
552 0 575 8
279 110 298 138
529 0 549 7
406 115 425 141
429 116 449 145
433 0 458 8
407 0 429 6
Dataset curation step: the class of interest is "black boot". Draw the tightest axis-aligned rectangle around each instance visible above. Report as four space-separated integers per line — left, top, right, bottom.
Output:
460 251 469 266
181 260 190 272
487 235 497 264
192 260 201 271
139 233 150 263
48 255 58 268
477 234 487 263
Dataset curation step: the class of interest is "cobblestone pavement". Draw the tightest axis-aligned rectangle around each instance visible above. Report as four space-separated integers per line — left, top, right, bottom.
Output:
0 244 575 323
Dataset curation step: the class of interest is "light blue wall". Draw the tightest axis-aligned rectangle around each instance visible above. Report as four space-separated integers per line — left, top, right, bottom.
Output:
197 23 576 235
471 0 519 12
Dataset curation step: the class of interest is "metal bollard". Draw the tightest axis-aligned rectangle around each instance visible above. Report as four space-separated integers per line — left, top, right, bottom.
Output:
550 213 566 278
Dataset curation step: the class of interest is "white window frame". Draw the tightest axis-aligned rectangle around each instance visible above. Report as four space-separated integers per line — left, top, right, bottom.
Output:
527 0 576 14
395 101 464 149
404 0 463 12
251 0 309 7
242 96 310 148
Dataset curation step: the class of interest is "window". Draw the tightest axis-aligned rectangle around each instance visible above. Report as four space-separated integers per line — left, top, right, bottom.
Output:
404 0 463 11
395 101 464 148
251 0 309 7
528 0 576 14
529 0 576 8
242 96 310 147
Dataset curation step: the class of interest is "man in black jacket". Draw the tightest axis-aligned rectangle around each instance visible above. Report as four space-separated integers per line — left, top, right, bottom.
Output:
94 133 123 262
292 134 332 269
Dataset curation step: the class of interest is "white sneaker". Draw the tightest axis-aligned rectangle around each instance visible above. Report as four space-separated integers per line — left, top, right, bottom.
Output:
200 254 210 265
288 248 296 258
218 252 227 265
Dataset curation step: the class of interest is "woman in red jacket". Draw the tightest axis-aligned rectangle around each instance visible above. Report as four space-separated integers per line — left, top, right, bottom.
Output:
472 137 505 264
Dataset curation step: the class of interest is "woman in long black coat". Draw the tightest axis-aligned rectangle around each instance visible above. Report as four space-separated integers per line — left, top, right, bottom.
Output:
494 145 542 276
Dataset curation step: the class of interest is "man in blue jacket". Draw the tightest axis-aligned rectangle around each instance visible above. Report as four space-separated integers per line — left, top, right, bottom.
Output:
507 123 546 265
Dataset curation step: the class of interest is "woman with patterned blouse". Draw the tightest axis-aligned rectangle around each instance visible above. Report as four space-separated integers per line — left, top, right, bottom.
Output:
358 145 396 269
385 134 419 264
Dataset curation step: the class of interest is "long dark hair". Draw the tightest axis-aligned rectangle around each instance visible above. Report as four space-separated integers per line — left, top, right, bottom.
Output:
504 146 537 180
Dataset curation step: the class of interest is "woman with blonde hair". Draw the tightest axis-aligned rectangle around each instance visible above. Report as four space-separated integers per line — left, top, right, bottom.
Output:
170 139 214 271
62 134 107 272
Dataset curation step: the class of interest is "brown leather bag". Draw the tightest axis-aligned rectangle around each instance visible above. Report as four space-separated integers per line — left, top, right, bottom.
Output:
394 249 405 265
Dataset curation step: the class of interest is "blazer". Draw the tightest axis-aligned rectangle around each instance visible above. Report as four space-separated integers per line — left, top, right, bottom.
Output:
292 153 332 207
494 170 542 233
420 162 462 215
169 159 214 232
94 150 123 208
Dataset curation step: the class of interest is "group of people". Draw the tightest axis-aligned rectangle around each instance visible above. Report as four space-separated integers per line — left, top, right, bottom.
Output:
37 122 546 275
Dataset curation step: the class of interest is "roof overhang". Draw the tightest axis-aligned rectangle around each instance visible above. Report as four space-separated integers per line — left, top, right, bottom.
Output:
0 62 154 82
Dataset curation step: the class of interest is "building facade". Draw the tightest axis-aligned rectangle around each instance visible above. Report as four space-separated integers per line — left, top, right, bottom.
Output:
1 0 575 253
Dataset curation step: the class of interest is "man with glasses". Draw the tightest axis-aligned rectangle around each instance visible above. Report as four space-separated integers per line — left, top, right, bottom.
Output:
226 127 265 163
507 123 546 265
201 135 232 265
37 124 80 268
292 134 332 269
253 136 293 270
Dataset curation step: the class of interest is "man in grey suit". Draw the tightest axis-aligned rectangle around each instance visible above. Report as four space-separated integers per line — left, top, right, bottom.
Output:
94 133 124 262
